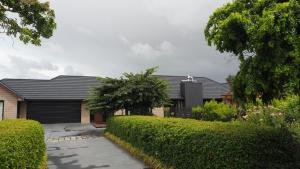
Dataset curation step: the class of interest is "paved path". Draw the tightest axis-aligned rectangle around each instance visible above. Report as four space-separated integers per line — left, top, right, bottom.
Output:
45 123 148 169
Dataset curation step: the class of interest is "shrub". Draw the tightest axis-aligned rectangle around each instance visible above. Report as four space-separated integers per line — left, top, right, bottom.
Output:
243 95 300 128
0 120 46 169
192 100 236 121
163 107 175 117
272 95 300 124
106 116 299 169
244 106 286 128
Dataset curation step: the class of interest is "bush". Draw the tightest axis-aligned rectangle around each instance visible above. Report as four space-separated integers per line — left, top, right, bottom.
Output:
106 116 299 169
244 106 286 128
0 120 46 169
192 100 236 121
243 95 300 128
272 95 300 124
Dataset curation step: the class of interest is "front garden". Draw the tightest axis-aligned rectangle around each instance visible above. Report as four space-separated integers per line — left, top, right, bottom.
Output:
102 93 300 169
85 65 299 169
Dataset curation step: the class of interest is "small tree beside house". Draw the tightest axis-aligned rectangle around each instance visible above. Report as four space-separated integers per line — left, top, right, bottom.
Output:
86 67 170 122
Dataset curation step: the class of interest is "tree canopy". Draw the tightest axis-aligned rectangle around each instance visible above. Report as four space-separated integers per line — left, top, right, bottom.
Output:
205 0 300 104
86 67 170 116
0 0 56 45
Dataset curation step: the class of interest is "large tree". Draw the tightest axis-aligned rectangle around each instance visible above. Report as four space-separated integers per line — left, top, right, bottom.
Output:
0 0 56 45
205 0 300 104
87 67 170 116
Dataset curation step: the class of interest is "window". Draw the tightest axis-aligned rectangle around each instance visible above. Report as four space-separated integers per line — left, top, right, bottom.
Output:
0 101 3 120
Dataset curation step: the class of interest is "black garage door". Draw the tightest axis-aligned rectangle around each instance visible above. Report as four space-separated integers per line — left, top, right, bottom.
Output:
27 101 81 124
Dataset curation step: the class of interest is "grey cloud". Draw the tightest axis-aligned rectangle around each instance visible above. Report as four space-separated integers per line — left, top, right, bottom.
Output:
0 0 238 82
9 55 58 71
76 26 93 36
64 65 82 76
3 56 59 79
122 37 175 59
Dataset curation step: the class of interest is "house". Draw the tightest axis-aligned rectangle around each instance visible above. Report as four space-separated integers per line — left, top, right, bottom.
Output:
0 75 229 124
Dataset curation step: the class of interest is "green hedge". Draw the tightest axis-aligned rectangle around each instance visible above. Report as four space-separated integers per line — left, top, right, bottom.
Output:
106 116 299 169
0 120 46 169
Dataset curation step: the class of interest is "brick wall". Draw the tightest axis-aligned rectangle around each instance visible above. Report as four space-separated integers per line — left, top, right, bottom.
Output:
114 108 165 117
115 109 125 115
0 85 18 119
81 102 90 124
152 107 164 117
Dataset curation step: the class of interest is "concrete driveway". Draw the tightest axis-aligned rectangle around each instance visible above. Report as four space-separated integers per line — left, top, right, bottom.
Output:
45 123 148 169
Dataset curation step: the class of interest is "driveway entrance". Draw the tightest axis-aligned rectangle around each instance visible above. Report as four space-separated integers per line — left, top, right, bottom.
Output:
45 123 148 169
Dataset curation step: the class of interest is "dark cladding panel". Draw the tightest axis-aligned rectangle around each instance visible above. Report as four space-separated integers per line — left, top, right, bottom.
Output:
181 81 203 109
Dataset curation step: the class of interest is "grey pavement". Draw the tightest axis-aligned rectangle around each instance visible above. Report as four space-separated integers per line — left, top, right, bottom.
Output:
45 123 148 169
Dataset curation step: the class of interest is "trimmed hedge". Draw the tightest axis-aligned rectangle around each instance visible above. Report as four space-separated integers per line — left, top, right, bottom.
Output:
106 116 299 169
0 120 46 169
105 132 169 169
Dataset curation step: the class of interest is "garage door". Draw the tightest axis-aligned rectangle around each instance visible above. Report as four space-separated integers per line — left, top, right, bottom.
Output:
27 101 81 124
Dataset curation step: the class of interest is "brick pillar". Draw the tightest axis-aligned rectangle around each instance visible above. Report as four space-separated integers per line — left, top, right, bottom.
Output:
81 102 90 124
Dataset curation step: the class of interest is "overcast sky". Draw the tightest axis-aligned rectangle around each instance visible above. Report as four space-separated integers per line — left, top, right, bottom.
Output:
0 0 239 82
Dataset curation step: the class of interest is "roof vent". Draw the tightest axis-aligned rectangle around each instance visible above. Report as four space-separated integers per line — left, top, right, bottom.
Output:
182 75 196 82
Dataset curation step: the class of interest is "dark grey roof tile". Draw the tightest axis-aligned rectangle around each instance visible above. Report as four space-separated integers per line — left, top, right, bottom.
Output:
1 75 228 100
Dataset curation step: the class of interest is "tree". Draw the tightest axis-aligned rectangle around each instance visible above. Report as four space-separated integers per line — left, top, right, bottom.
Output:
86 77 126 115
0 0 56 45
86 67 170 116
205 0 300 104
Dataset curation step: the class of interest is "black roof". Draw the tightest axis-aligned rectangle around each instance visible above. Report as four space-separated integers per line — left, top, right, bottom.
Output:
156 75 228 99
0 75 228 100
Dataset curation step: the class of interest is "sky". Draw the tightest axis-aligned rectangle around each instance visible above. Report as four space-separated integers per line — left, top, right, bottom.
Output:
0 0 239 83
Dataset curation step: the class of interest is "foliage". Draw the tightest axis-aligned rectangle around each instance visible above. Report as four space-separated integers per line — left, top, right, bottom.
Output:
163 107 175 117
290 122 300 142
243 95 300 127
192 100 236 121
105 132 170 169
0 0 56 45
87 77 126 115
106 116 299 169
244 106 286 128
272 95 300 124
0 120 46 169
87 67 170 115
205 0 300 104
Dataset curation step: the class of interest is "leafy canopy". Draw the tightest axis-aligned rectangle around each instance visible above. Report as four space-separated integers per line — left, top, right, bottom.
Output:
0 0 56 45
205 0 300 104
86 67 170 115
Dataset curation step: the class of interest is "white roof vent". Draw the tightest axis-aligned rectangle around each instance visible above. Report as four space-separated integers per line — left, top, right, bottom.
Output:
182 75 196 82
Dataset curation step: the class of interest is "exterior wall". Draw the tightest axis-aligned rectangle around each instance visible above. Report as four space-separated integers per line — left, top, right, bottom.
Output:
81 102 90 124
115 109 125 115
0 85 18 119
152 107 164 117
114 108 164 117
19 102 27 119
